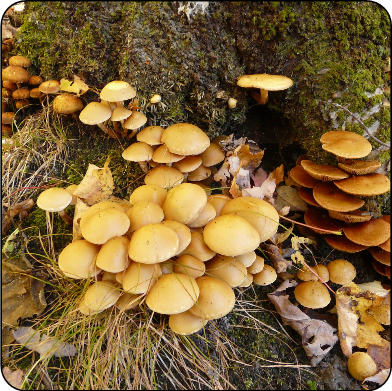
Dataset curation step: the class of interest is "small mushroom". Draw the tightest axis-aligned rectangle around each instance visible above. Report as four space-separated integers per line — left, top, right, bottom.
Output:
84 281 121 312
347 352 377 381
168 310 207 335
327 259 356 285
37 187 74 225
253 264 277 285
122 141 154 172
294 281 331 309
52 93 84 121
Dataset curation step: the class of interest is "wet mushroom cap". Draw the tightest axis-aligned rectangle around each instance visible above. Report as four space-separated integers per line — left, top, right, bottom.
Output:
297 187 322 208
122 261 162 294
199 143 225 167
2 112 15 125
347 352 377 381
161 123 210 155
100 80 136 102
289 165 320 188
58 239 101 279
9 55 31 68
301 160 350 181
12 88 30 100
145 273 200 314
37 187 73 212
297 264 329 282
172 155 203 173
174 254 206 279
168 310 207 335
203 214 260 257
333 173 391 196
188 276 235 320
126 200 164 232
369 247 391 266
53 93 84 114
79 102 112 125
110 105 132 121
327 209 372 223
323 234 368 253
144 166 184 188
84 281 121 312
136 125 165 145
2 65 30 83
304 207 346 234
238 271 253 287
207 194 232 217
187 165 211 182
320 130 372 159
313 182 364 212
122 141 154 162
235 251 256 268
187 202 216 228
115 293 143 311
343 218 390 247
237 74 293 91
122 111 147 130
29 75 44 86
294 281 331 308
179 231 216 262
337 160 381 175
247 255 265 274
327 259 356 284
39 80 60 94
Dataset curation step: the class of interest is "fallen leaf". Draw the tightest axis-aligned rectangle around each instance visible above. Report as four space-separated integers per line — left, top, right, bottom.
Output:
269 164 284 186
2 367 25 389
261 243 293 274
364 369 390 385
275 186 308 212
59 76 89 96
268 280 338 366
367 340 390 372
2 199 34 235
242 176 276 202
72 197 90 241
250 167 268 187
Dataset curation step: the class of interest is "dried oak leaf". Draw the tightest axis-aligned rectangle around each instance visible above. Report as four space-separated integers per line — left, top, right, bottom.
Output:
268 279 338 366
2 367 25 389
2 198 34 235
261 243 293 274
269 164 284 186
336 282 386 357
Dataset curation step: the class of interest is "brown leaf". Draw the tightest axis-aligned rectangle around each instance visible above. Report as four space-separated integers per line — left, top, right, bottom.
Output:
242 176 276 203
262 243 293 274
268 280 338 366
367 340 390 372
364 369 390 385
270 164 284 186
2 367 25 389
72 198 90 241
235 143 265 171
275 186 308 212
2 199 34 235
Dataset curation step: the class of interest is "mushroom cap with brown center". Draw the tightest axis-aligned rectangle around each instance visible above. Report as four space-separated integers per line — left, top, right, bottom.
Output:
320 130 372 159
122 261 162 294
37 187 73 212
205 255 247 287
122 141 154 162
333 173 390 196
161 123 210 155
313 182 364 212
323 234 368 253
327 259 356 284
39 80 60 94
9 55 31 68
203 214 260 257
343 218 390 247
100 80 136 102
2 65 30 83
79 102 112 125
188 276 235 320
294 281 331 308
53 93 84 114
136 125 165 145
146 273 200 314
337 160 381 175
301 160 350 181
237 74 293 91
169 310 207 335
144 166 184 189
289 165 320 188
128 223 179 264
123 111 147 130
304 207 346 234
84 281 121 312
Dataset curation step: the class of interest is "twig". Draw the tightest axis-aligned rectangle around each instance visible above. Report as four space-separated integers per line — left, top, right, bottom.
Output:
332 103 390 148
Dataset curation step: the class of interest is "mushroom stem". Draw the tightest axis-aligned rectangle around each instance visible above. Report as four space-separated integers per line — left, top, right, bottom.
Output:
96 122 119 139
259 88 269 104
58 209 73 226
138 161 149 173
128 129 138 139
112 120 123 137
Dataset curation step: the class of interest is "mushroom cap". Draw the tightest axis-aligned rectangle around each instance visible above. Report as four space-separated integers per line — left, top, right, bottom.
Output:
65 184 78 206
128 223 179 264
294 281 331 308
162 183 208 225
79 201 124 225
3 81 17 90
2 65 30 83
123 111 147 130
79 102 112 125
253 264 277 285
9 55 31 68
80 207 130 245
304 207 346 234
327 209 372 223
347 352 377 381
187 202 216 228
84 281 121 312
207 194 232 217
100 80 136 102
297 187 322 208
313 182 364 212
122 261 162 294
12 88 30 100
338 160 381 175
172 155 203 173
29 87 43 99
58 239 101 279
235 251 256 268
205 255 247 287
238 271 253 287
136 125 165 145
289 165 320 188
301 160 350 181
150 94 162 103
174 254 206 279
2 112 15 125
144 166 184 189
130 184 167 207
146 273 200 314
152 144 184 163
126 200 164 232
297 264 329 282
247 255 265 274
369 247 391 266
327 259 356 284
199 143 225 167
188 276 235 320
96 235 130 273
110 105 132 121
333 173 390 196
39 80 60 94
122 141 154 162
161 123 210 155
323 234 368 253
169 310 207 335
115 293 143 311
320 130 372 158
203 214 260 256
237 74 293 91
343 218 390 247
78 296 105 315
37 187 73 212
220 197 280 242
187 165 211 181
29 75 44 86
179 231 216 262
53 93 84 114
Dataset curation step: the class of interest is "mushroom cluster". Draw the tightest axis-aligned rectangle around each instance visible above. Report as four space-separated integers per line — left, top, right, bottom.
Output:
45 123 281 335
289 130 391 279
